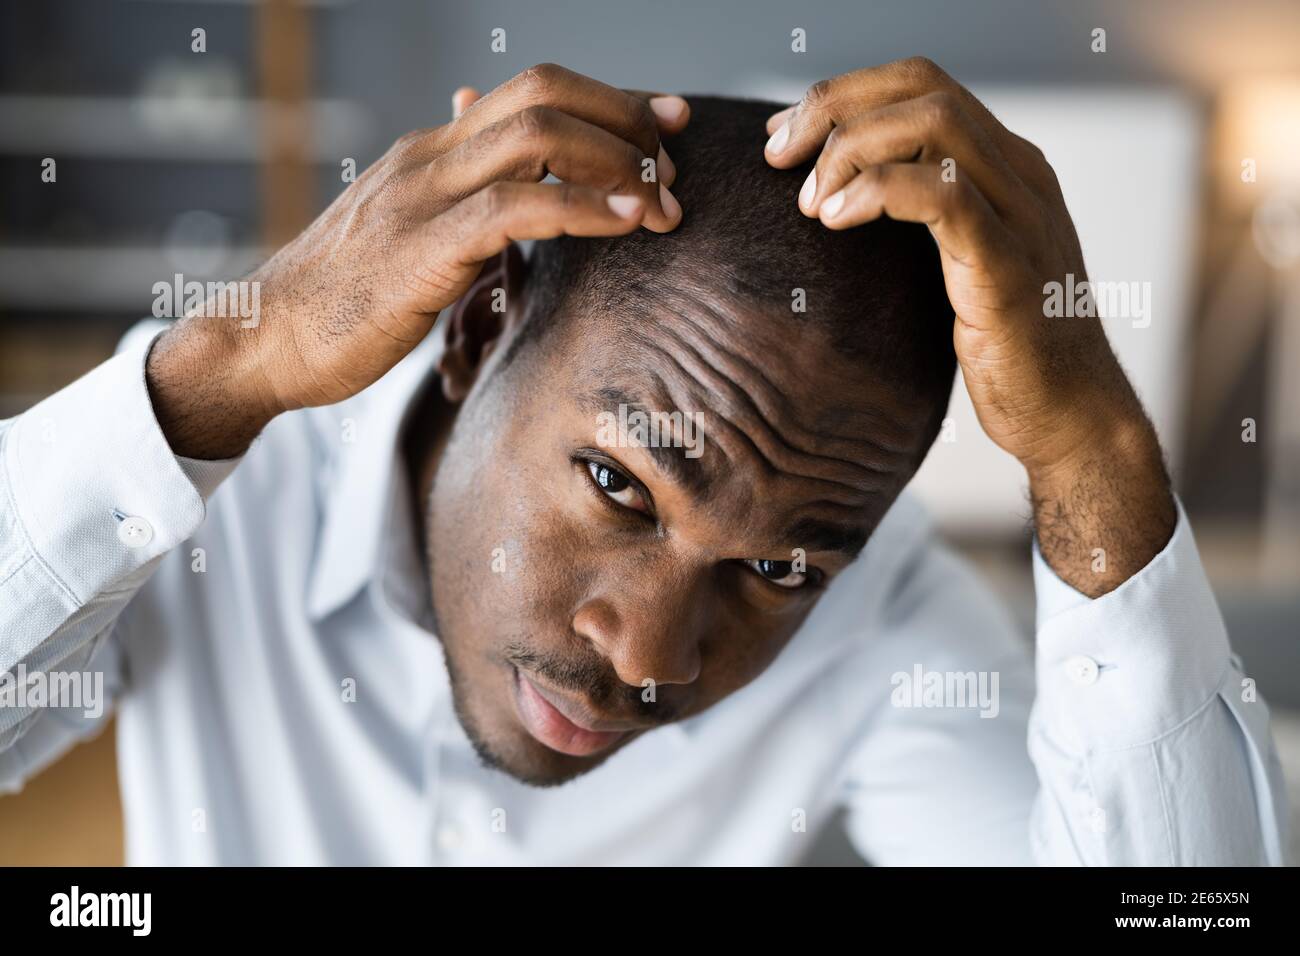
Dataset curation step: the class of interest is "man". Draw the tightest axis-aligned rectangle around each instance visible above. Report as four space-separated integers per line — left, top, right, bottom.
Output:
0 61 1287 864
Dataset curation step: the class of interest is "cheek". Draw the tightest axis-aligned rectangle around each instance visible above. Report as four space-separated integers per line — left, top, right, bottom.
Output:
692 614 808 707
427 437 587 634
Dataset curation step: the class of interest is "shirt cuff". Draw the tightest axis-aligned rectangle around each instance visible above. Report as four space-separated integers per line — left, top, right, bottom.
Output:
3 332 219 610
1030 496 1232 751
176 454 242 499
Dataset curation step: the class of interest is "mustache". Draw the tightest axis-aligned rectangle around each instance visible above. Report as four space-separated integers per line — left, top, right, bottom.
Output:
503 639 681 725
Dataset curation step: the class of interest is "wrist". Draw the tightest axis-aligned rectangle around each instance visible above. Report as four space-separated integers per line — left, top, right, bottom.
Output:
146 312 280 460
1025 401 1175 597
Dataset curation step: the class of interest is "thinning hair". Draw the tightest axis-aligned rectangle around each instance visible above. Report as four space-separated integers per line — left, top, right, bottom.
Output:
510 94 957 450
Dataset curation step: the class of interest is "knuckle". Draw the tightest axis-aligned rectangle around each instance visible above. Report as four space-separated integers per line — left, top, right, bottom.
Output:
945 175 975 210
477 181 513 220
821 126 850 164
801 78 835 112
921 91 961 128
392 130 421 151
557 183 583 212
624 142 652 186
520 62 565 97
624 96 658 147
1018 134 1048 164
511 104 553 143
899 55 945 85
1014 134 1063 195
387 127 432 159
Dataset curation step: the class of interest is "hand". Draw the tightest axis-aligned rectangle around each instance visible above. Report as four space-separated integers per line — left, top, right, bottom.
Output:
148 63 689 459
764 58 1174 594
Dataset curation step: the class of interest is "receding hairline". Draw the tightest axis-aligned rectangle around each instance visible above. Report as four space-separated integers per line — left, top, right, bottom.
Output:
504 93 956 459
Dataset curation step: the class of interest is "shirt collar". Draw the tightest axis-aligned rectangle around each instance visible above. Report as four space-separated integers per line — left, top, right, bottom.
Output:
305 326 446 621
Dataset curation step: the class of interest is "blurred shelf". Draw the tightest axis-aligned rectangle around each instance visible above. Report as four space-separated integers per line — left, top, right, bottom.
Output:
0 245 267 310
0 94 373 161
128 0 353 6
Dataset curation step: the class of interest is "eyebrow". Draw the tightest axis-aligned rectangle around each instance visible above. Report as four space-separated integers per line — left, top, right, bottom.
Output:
578 385 714 498
579 385 871 559
781 516 871 559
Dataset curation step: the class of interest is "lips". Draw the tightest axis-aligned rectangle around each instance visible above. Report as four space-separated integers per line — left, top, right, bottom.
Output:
510 667 631 757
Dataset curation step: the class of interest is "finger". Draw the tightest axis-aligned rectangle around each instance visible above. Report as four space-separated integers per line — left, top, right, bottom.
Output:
621 91 686 186
426 106 682 233
450 64 686 167
799 92 1023 218
452 86 482 119
817 163 1009 266
624 89 692 133
428 182 646 272
766 57 1014 170
765 104 796 135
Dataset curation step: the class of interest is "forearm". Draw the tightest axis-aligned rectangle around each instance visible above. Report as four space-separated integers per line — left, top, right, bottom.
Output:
1027 408 1176 598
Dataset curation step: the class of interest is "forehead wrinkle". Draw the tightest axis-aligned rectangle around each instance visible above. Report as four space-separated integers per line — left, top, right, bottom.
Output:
647 310 902 498
643 333 883 510
631 279 900 451
666 300 917 461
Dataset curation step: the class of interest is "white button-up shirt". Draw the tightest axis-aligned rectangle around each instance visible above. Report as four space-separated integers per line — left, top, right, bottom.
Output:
0 324 1289 865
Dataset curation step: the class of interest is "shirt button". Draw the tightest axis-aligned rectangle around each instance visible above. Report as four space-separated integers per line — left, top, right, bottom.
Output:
1065 655 1100 686
117 515 154 548
435 823 463 852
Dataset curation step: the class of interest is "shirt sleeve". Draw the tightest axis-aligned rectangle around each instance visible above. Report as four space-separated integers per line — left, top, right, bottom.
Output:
840 498 1289 865
1027 497 1290 865
0 327 240 790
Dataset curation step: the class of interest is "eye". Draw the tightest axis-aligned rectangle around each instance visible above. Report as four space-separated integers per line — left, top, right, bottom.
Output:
585 460 647 512
744 558 808 590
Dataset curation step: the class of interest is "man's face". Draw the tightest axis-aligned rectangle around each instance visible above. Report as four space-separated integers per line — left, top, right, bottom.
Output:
425 292 934 786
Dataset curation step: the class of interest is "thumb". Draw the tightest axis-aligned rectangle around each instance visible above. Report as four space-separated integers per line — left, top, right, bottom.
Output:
452 86 482 120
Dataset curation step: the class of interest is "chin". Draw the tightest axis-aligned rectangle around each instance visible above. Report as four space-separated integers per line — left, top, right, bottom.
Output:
495 735 623 788
442 651 629 788
457 698 629 788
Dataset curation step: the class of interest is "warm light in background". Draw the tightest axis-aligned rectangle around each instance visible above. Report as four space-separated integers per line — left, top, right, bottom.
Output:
1215 75 1300 211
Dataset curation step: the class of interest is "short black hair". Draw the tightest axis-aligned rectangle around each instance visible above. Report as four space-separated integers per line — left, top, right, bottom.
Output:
514 94 956 451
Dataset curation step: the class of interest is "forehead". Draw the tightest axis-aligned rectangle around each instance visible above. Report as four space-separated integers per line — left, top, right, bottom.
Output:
539 293 932 530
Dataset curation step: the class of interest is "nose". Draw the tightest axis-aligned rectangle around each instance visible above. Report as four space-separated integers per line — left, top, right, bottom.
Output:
572 568 706 689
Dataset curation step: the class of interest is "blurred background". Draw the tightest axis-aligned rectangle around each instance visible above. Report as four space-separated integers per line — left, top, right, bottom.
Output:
1 0 1297 865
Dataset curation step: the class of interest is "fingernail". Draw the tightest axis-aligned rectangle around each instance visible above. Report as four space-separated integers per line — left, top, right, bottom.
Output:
821 189 846 219
799 169 817 210
766 122 790 155
608 194 643 218
657 145 676 185
659 183 682 222
649 96 687 124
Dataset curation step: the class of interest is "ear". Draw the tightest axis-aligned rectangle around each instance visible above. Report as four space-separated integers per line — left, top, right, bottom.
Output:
437 242 528 403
